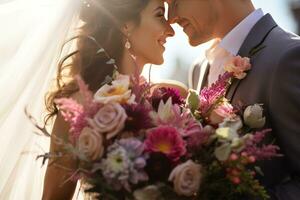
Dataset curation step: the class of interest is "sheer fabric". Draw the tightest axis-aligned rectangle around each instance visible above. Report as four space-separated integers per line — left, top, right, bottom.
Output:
0 0 81 199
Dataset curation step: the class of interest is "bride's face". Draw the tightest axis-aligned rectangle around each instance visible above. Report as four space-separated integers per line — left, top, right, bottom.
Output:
129 0 175 65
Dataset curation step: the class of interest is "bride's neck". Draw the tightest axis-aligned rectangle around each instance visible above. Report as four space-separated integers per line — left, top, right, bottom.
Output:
117 49 145 75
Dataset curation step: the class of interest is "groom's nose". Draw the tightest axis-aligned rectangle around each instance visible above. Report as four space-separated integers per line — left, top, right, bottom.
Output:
167 1 179 24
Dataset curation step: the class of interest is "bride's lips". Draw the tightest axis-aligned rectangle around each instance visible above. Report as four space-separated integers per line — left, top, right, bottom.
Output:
158 38 166 50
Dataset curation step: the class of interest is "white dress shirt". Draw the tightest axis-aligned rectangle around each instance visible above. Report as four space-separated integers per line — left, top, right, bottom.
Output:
206 9 264 86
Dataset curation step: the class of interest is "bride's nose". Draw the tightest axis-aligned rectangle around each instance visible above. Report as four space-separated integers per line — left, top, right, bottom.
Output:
165 24 175 38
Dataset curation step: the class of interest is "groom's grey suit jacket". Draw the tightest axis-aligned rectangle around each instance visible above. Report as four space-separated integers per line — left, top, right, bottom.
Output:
190 14 300 200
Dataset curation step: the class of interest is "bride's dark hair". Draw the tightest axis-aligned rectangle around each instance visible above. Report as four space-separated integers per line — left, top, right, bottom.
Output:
45 0 150 123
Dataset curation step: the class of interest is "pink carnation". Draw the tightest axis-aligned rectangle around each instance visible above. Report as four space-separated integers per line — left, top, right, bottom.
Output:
224 56 251 79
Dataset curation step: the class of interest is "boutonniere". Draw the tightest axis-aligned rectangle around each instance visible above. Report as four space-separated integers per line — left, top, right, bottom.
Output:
222 42 266 82
224 55 251 80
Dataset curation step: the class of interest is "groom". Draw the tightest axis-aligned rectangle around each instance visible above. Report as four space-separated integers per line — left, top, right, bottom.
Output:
167 0 300 199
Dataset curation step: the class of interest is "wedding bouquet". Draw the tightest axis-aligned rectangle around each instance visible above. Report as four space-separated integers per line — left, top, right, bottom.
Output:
31 56 280 200
38 71 202 200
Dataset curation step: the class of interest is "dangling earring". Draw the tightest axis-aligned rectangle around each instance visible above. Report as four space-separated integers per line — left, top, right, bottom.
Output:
125 38 131 49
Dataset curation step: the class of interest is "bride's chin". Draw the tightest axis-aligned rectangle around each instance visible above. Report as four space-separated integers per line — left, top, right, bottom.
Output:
143 54 164 66
152 56 164 65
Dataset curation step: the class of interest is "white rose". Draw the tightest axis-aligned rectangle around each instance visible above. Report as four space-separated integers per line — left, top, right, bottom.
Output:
94 74 134 104
78 127 104 160
243 104 266 128
168 160 202 197
88 103 127 139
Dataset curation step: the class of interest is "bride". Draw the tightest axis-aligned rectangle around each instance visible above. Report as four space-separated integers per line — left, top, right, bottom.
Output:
42 0 177 199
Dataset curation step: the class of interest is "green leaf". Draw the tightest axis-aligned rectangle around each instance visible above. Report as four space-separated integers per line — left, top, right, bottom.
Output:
254 166 264 176
186 89 200 112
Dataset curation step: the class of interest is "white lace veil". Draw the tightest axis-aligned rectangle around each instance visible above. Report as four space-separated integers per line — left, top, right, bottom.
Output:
0 0 82 199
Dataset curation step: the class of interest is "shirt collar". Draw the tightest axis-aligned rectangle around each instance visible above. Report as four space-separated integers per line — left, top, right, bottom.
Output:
219 9 264 55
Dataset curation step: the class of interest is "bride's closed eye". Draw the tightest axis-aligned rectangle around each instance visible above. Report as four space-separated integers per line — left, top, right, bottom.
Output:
154 7 166 19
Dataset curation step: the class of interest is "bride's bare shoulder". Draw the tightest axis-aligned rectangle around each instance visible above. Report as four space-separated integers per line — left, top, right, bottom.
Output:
152 79 188 98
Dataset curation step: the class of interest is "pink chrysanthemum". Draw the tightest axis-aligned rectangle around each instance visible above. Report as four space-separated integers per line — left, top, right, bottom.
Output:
144 126 186 161
200 72 233 114
151 99 202 137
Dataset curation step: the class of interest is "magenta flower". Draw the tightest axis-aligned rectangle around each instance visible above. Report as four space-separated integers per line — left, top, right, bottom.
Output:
200 72 232 115
151 87 184 110
144 126 186 161
123 104 153 132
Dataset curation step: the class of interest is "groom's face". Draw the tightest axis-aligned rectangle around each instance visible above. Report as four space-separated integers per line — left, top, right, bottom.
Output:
168 0 219 46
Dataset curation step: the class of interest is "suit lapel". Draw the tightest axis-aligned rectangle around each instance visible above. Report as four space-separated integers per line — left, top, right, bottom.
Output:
226 14 278 101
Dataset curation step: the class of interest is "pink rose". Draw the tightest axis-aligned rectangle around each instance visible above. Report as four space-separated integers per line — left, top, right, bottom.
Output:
88 103 127 140
168 160 202 196
78 127 104 160
209 102 236 125
224 56 251 79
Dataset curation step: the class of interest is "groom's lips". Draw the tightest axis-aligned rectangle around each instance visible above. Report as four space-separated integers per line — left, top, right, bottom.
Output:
179 20 191 32
183 24 191 31
179 21 189 28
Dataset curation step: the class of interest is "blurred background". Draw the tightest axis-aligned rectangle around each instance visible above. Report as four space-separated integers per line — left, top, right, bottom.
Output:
143 0 300 86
